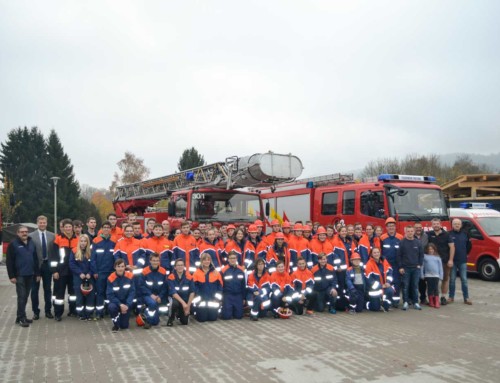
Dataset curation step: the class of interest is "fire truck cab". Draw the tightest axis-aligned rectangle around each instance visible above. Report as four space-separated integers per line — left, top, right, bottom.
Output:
258 174 450 234
450 203 500 281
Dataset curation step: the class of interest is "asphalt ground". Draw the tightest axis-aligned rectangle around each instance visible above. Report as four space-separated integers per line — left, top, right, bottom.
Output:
1 265 499 383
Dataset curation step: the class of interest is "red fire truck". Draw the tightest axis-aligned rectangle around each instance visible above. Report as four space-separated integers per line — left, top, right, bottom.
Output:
112 152 303 230
254 173 450 234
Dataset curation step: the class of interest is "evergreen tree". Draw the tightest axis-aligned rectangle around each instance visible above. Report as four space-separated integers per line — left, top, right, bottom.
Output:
177 147 205 171
0 127 49 222
43 130 82 228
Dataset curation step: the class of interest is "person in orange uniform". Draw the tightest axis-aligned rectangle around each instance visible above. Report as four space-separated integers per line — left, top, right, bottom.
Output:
358 224 381 265
266 232 290 274
288 224 310 273
269 260 294 316
309 227 334 268
247 258 272 320
244 225 268 272
113 224 144 312
223 228 246 267
51 219 79 321
254 219 265 242
332 226 356 311
265 219 282 246
142 224 173 272
192 253 223 322
364 247 395 312
281 221 293 242
302 225 313 241
98 213 123 243
198 229 223 272
172 221 199 275
290 257 316 315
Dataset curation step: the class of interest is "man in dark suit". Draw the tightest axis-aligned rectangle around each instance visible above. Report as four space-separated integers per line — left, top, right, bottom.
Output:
29 215 55 319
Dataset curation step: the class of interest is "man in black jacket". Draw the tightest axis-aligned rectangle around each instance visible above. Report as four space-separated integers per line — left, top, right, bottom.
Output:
7 226 40 327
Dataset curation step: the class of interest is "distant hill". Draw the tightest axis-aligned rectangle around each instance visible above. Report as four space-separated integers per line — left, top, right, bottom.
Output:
439 152 500 172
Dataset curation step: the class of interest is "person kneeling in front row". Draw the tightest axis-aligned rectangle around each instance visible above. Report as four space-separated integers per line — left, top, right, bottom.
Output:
106 259 135 332
167 259 195 326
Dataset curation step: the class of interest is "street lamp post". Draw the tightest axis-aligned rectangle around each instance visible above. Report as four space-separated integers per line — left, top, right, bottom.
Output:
50 177 60 234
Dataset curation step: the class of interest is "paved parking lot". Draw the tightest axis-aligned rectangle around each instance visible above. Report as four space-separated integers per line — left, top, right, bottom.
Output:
1 265 499 383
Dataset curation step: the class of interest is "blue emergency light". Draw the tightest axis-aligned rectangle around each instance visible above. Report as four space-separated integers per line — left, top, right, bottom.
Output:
306 181 314 188
186 172 195 181
459 202 492 209
378 174 437 183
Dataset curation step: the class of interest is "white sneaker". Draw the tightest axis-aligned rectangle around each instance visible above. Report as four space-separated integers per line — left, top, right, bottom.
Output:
402 302 409 311
414 303 422 310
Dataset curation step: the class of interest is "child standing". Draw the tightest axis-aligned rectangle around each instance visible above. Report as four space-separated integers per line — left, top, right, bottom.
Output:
421 243 444 308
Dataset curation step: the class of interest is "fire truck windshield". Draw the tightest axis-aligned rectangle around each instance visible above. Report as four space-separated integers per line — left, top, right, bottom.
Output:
190 192 261 223
477 217 500 236
386 187 449 221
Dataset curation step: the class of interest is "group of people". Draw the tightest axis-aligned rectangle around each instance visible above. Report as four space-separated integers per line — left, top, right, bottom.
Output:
6 212 472 331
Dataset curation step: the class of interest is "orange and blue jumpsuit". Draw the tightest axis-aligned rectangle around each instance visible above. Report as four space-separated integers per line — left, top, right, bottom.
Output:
247 270 271 318
192 266 223 322
364 257 395 312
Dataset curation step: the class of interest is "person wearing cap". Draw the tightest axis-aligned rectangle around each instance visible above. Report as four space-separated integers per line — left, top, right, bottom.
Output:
309 227 334 269
288 223 310 273
253 220 265 242
282 221 292 241
311 253 338 313
266 232 291 274
265 219 282 246
365 247 395 312
345 252 367 313
223 228 246 267
244 225 267 272
226 224 236 242
302 225 314 241
380 217 403 308
358 224 381 266
247 258 272 320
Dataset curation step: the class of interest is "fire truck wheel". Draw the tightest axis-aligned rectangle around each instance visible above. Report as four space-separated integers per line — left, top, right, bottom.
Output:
479 258 500 282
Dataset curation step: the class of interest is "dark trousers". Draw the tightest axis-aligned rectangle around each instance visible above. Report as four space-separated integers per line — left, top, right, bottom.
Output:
291 291 318 315
335 271 348 311
248 295 270 318
72 276 95 318
170 299 189 325
419 279 428 302
108 303 130 329
347 284 365 312
221 293 244 320
194 306 219 322
425 277 439 296
402 267 420 304
16 276 33 321
53 274 76 317
95 273 111 316
314 289 337 312
31 261 52 315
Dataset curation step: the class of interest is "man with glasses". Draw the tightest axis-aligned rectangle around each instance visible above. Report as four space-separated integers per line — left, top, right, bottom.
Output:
7 226 40 327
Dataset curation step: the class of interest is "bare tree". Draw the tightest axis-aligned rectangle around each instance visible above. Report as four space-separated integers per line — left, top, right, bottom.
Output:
109 151 150 195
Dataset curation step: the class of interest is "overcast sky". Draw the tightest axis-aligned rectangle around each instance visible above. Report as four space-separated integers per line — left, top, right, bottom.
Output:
1 1 499 189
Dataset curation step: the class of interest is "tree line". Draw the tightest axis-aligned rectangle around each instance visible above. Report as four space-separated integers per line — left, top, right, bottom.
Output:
360 153 494 183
